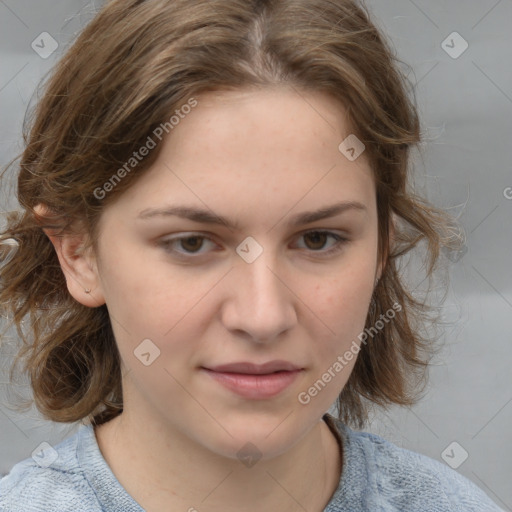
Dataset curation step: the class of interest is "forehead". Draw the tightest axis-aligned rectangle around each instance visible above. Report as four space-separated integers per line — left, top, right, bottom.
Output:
168 86 358 159
102 86 376 227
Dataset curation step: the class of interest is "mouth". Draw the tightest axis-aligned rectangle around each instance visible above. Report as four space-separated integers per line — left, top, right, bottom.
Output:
200 360 304 399
204 360 303 374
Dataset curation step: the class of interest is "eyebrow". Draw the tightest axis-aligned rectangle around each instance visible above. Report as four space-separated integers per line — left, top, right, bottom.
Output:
137 201 367 230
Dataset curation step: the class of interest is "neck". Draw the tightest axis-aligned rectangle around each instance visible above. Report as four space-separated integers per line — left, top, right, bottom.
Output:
95 409 342 512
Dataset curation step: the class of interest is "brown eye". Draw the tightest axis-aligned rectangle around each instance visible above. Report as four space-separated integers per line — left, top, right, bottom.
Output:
295 230 349 257
303 231 329 250
179 236 204 253
160 233 216 257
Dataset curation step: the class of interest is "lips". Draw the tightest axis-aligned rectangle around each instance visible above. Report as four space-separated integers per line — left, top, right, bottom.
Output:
201 360 304 399
204 360 302 375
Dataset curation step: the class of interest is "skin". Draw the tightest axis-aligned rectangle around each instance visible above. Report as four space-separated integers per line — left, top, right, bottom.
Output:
41 85 388 512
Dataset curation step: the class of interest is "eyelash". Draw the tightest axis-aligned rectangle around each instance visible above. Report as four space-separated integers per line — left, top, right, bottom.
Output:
159 230 349 259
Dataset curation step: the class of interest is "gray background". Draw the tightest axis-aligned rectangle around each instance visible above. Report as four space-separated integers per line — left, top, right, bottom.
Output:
0 1 511 509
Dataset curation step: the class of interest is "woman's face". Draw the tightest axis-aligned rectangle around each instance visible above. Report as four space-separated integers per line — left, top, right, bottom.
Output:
92 86 382 459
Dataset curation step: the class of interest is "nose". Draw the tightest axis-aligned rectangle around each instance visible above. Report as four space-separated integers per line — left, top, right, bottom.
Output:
220 247 297 344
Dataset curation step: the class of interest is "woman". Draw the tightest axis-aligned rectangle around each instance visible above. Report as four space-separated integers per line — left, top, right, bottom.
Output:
0 0 504 510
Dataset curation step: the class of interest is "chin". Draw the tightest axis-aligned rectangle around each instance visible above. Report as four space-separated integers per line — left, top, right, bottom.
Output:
201 411 313 462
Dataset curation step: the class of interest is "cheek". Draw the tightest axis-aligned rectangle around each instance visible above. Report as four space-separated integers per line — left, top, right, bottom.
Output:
294 279 372 408
98 259 224 383
303 271 373 380
97 236 204 332
313 274 372 334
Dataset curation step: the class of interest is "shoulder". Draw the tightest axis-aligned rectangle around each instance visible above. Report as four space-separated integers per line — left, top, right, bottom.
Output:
324 414 504 511
358 430 501 511
0 426 102 512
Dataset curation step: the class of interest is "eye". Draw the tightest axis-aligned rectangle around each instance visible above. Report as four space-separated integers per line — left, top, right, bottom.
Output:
295 230 348 256
159 233 217 257
159 230 349 259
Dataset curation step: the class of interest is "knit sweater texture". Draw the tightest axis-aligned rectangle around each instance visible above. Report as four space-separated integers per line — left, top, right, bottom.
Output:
0 413 504 511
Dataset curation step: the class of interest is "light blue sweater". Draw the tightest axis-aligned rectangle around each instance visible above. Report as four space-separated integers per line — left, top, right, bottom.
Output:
0 413 504 511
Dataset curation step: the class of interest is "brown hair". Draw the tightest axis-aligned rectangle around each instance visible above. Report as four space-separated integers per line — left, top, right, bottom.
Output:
0 0 463 428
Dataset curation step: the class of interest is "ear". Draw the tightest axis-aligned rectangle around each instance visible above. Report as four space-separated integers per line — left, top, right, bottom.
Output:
34 204 105 308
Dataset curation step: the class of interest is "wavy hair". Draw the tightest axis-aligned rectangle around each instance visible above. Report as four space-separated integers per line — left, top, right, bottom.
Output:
0 0 463 428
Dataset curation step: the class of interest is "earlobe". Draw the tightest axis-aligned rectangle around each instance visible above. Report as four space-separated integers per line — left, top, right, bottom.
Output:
34 204 105 308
